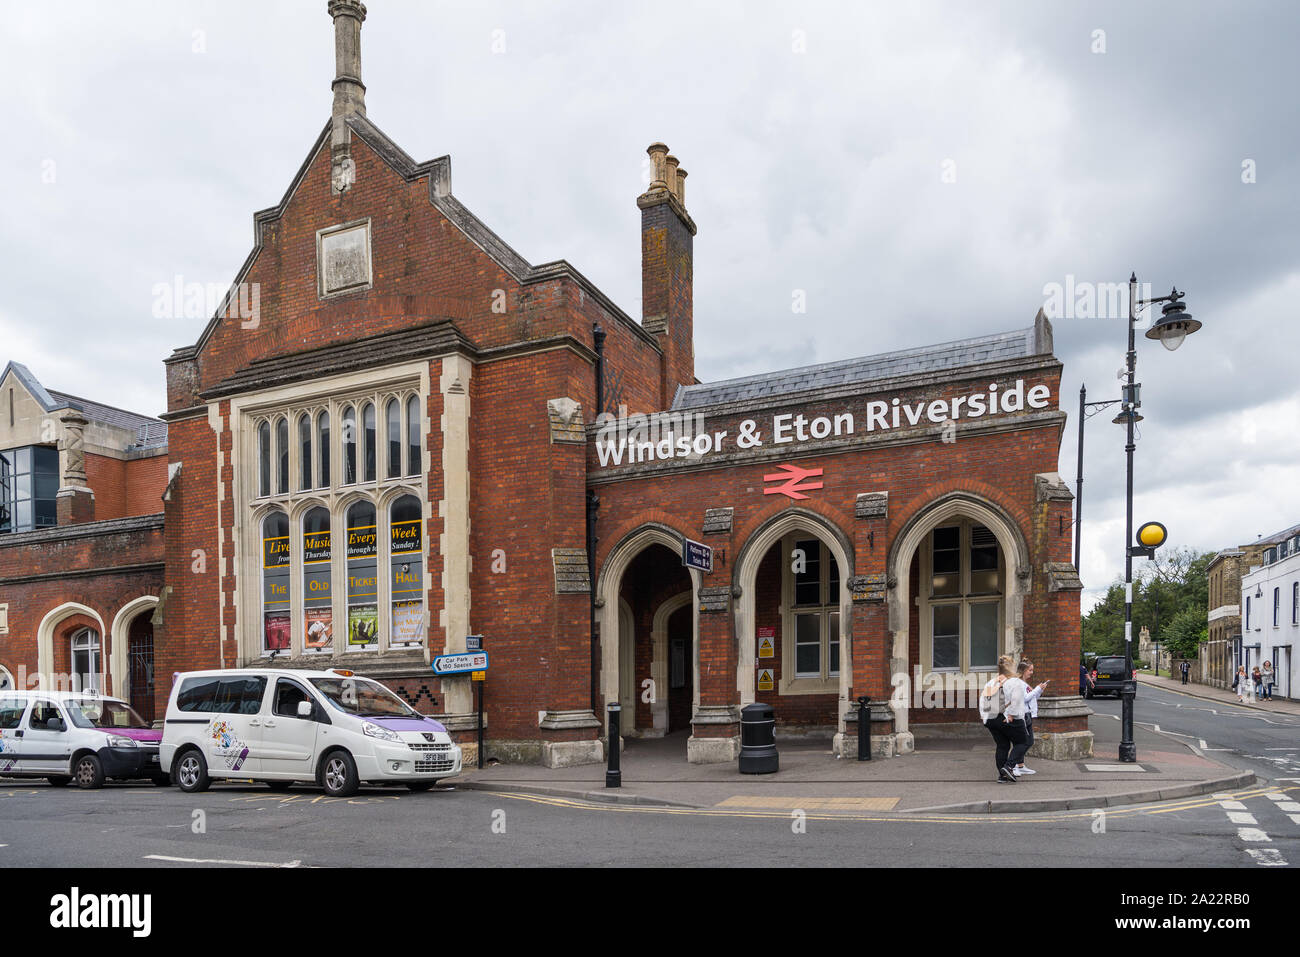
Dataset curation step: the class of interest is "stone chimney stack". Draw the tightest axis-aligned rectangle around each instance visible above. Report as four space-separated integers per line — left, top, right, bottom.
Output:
637 142 697 408
328 0 368 193
55 411 95 525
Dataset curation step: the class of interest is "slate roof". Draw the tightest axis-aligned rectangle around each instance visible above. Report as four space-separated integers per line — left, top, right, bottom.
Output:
1 361 166 450
1257 522 1300 547
671 324 1048 411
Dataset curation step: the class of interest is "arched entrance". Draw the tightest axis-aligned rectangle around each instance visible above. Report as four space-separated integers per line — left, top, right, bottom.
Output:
732 508 854 748
887 493 1029 737
596 524 701 754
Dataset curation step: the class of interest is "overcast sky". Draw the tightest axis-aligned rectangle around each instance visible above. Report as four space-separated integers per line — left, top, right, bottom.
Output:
3 1 1297 608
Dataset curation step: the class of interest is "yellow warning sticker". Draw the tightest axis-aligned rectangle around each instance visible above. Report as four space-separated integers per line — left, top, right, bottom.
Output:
758 636 774 659
757 668 774 691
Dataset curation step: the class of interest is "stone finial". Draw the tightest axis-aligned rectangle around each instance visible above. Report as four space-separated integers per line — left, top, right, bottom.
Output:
329 0 368 193
58 411 89 488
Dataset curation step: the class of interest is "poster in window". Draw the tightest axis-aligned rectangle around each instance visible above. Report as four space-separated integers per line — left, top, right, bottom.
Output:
304 607 333 651
346 505 378 648
262 514 290 653
347 605 379 646
390 601 424 648
302 517 332 650
390 504 423 647
264 611 291 652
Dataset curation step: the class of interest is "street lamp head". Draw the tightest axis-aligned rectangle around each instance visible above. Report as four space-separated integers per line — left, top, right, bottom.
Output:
1111 409 1144 426
1145 289 1200 351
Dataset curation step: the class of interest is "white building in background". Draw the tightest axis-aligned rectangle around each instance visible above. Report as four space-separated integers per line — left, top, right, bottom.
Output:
1239 524 1300 701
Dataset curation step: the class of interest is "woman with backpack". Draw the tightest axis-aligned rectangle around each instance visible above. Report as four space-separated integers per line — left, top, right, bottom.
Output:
980 654 1029 783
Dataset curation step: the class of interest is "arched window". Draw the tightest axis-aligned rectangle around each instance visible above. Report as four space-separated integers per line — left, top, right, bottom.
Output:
342 405 356 485
923 521 1003 673
261 511 291 653
406 395 420 476
302 506 332 651
385 398 401 479
362 402 376 482
317 410 331 488
70 628 101 693
389 494 424 647
298 413 312 491
275 416 289 494
345 500 378 650
257 421 271 497
783 535 840 680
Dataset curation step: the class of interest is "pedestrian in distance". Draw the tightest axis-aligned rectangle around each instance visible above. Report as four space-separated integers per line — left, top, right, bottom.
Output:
1261 661 1275 701
1079 662 1089 697
1232 666 1250 703
1179 659 1190 685
1252 666 1264 700
1013 659 1048 777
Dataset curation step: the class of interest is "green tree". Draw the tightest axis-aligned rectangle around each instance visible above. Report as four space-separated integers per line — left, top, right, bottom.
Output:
1081 547 1213 662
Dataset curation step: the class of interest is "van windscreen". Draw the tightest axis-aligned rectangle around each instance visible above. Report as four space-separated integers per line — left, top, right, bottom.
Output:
309 677 417 718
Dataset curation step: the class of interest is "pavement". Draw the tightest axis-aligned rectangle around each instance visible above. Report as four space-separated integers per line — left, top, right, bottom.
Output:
1137 671 1300 715
445 711 1253 814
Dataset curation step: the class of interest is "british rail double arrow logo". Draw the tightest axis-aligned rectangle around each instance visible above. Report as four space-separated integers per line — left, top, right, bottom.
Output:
762 463 824 500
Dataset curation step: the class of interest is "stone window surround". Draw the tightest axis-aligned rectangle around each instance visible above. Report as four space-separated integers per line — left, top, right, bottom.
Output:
778 532 841 696
916 518 1006 676
230 361 432 665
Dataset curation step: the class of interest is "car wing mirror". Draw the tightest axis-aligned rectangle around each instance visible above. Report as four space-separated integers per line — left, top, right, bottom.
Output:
297 700 313 718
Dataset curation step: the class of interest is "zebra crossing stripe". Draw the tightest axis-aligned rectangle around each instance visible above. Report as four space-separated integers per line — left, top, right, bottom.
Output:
1246 848 1288 866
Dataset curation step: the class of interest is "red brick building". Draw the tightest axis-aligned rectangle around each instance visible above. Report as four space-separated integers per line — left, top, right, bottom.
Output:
0 0 1091 765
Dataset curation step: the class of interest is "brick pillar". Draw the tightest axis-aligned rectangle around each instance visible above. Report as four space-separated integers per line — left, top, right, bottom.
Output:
839 491 908 757
689 506 740 763
1029 473 1093 759
55 411 95 525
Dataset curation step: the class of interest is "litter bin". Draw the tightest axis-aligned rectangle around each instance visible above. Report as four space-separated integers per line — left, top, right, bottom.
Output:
739 702 778 774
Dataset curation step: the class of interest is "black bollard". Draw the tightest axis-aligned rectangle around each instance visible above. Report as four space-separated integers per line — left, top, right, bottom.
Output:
857 695 871 761
606 702 621 788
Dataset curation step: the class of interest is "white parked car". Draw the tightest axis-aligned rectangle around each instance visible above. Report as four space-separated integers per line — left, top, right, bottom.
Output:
0 690 166 789
160 668 461 796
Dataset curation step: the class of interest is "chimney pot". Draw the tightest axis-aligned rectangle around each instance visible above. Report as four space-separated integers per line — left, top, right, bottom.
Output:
664 155 680 200
675 167 687 207
646 142 669 192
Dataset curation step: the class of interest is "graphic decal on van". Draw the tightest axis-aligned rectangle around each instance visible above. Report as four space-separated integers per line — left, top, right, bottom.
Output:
208 719 250 771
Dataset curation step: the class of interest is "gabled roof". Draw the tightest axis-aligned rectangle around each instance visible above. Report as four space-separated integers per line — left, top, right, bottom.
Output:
0 361 167 450
671 319 1054 412
169 114 657 364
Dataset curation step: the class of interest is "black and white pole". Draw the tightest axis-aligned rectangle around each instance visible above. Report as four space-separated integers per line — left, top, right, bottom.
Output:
606 702 621 788
1120 273 1139 764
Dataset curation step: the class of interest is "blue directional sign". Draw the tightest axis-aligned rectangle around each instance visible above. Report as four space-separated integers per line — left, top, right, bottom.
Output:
682 538 713 573
432 651 489 676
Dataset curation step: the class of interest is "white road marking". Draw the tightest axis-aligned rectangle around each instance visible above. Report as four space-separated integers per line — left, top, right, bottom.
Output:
1246 848 1288 866
1290 814 1300 826
1276 802 1300 813
1227 811 1258 825
144 854 302 868
1238 828 1271 842
1218 800 1247 810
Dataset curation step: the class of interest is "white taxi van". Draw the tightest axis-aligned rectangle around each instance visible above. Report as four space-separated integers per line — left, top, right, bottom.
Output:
0 690 166 788
160 668 461 796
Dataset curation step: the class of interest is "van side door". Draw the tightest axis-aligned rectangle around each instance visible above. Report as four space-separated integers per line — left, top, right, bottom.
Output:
259 678 323 777
202 676 269 777
21 699 73 774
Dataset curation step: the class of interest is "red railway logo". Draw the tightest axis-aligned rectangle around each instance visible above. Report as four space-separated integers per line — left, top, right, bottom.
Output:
762 463 824 500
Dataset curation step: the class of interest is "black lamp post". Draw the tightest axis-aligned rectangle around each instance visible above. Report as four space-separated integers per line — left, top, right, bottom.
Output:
1117 274 1200 762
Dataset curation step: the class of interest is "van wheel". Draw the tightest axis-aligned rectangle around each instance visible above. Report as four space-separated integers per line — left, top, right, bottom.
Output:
47 775 73 787
407 781 437 792
174 749 210 793
320 750 359 797
74 754 106 790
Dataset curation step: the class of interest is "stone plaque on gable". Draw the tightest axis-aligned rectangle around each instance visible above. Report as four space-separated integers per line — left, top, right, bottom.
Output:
318 220 372 297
